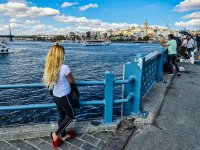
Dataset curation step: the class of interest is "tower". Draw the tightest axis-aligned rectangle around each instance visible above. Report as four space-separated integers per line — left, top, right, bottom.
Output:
9 24 13 41
144 20 148 36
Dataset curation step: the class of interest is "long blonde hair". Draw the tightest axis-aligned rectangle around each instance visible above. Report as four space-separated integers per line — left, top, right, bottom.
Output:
43 43 65 89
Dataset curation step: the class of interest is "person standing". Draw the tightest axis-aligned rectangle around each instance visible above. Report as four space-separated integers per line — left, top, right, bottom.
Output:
180 36 188 58
162 34 180 76
186 35 195 58
43 43 76 148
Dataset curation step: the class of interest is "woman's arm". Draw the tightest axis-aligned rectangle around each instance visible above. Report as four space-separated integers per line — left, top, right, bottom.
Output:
66 72 75 83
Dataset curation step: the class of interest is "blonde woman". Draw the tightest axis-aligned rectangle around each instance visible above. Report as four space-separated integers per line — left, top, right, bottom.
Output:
43 43 76 148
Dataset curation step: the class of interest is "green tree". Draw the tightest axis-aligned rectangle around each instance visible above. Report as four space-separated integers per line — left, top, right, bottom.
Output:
143 36 150 41
53 35 66 42
138 37 143 41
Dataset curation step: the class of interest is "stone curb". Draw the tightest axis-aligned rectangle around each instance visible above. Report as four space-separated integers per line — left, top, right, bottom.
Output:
102 119 136 150
0 119 121 141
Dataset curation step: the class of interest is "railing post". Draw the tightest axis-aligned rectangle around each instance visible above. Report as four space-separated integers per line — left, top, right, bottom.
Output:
156 50 164 81
104 71 114 123
122 54 145 116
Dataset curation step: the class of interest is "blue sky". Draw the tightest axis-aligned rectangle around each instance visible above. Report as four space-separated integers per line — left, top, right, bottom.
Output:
0 0 200 35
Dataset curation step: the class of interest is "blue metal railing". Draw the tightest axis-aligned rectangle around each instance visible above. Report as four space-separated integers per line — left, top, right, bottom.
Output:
0 49 165 124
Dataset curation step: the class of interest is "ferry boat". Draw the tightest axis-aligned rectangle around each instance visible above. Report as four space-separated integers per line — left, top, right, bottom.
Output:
0 41 9 54
82 40 111 46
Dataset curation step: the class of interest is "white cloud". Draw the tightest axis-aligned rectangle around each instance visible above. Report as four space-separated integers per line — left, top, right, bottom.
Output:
0 23 70 35
0 1 61 35
8 0 28 3
0 1 60 19
29 7 60 17
53 14 141 32
79 3 98 11
183 11 200 19
175 19 200 28
25 20 40 25
53 15 102 24
61 2 78 8
0 1 166 35
175 0 200 12
5 23 24 29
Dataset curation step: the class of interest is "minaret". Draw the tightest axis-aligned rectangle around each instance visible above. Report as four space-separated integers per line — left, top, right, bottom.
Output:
144 20 148 36
9 24 13 41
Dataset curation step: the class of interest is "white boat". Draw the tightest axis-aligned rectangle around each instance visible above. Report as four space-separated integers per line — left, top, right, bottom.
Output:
0 41 9 54
82 40 111 46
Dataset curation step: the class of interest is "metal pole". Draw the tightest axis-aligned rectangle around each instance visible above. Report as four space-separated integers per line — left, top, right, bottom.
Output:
104 71 114 123
123 55 145 115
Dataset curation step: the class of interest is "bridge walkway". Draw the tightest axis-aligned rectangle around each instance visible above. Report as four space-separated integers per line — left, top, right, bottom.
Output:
124 60 200 150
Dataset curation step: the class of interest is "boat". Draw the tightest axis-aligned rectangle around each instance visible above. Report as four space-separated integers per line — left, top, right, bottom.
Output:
0 41 9 54
82 40 111 46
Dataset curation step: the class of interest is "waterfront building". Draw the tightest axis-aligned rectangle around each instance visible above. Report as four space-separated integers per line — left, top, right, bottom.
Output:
97 31 101 39
90 31 97 39
107 30 112 37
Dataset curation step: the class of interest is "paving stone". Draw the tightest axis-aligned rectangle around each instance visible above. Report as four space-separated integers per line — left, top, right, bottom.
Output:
75 133 84 138
36 141 52 150
67 138 84 147
0 141 12 150
68 146 82 150
6 146 18 150
25 138 43 146
93 131 113 142
81 142 100 150
59 141 71 150
8 140 38 150
80 134 99 145
8 140 26 149
87 132 95 136
20 144 38 150
40 137 52 143
96 140 106 149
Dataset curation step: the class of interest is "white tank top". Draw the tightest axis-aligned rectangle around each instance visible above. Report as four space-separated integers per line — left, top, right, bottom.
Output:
53 64 71 97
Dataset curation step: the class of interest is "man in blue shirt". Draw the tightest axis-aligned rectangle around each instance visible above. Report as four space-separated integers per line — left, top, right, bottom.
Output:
162 34 180 76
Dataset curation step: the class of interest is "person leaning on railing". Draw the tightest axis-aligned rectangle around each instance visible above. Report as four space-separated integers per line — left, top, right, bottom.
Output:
161 34 180 76
43 43 76 148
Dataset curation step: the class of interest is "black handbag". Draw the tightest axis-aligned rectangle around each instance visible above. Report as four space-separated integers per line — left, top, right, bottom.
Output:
70 83 80 108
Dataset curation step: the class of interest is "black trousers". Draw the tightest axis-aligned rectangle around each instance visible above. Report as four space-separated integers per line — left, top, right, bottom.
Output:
53 94 75 137
187 48 193 56
180 47 188 58
197 42 200 50
168 54 180 73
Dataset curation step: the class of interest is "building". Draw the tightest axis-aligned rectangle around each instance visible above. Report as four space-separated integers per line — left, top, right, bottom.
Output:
144 20 148 36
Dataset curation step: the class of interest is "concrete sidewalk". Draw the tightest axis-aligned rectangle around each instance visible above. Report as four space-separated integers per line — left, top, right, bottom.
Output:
124 62 200 150
0 131 114 150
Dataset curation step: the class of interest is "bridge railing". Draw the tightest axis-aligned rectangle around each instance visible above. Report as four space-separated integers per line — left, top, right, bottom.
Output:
122 48 165 116
0 48 165 124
